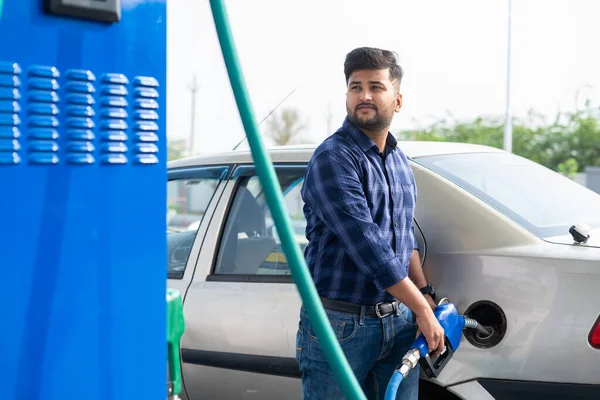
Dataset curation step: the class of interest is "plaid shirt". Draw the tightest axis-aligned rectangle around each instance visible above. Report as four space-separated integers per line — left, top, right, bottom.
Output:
301 117 419 305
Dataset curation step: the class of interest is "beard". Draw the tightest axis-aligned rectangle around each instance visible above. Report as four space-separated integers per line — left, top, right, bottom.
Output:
347 103 393 132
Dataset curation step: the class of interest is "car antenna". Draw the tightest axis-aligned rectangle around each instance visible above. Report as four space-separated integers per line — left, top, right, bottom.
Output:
569 224 590 243
232 88 296 150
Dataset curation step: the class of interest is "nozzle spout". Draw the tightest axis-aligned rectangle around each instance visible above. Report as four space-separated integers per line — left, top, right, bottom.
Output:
464 317 492 336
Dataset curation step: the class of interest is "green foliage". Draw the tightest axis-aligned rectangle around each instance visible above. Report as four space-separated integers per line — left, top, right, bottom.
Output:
167 139 188 162
397 101 600 173
557 158 580 179
167 203 182 212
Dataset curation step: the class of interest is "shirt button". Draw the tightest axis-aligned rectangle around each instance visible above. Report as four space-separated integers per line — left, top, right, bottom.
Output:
394 223 398 227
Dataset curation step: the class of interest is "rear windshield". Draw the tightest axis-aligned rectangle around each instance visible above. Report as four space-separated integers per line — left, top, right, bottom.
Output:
413 152 600 238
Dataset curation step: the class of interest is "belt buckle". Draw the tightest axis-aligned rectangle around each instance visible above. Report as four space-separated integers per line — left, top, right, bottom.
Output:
375 302 390 318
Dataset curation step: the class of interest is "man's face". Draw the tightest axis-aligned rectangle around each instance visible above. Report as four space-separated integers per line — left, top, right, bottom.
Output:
345 69 402 132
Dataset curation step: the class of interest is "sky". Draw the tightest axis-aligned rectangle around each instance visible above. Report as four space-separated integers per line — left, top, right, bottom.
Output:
166 0 600 155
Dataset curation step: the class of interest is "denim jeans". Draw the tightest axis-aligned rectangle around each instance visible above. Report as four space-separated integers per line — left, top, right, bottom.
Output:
295 303 419 400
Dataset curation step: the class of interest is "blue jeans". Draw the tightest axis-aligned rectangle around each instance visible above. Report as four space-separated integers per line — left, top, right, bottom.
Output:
296 303 420 400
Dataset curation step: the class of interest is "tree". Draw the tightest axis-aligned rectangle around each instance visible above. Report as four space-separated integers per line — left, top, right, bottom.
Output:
264 107 308 146
559 101 600 170
396 96 600 173
557 158 579 179
167 139 187 162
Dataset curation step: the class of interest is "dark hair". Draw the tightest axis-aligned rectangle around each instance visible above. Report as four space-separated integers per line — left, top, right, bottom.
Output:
344 47 403 89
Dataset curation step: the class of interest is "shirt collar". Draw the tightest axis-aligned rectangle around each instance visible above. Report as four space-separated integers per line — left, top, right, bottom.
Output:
342 116 398 155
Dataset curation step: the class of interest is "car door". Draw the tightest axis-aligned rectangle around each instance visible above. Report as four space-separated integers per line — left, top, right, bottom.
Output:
166 165 231 299
180 164 306 400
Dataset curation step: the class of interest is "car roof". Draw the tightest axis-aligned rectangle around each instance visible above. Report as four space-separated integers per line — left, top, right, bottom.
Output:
167 141 504 169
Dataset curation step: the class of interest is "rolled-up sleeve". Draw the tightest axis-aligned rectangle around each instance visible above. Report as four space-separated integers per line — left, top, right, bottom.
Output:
302 149 407 290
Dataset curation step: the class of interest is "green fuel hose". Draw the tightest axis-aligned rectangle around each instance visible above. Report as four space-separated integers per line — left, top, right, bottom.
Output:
208 1 366 399
166 288 185 398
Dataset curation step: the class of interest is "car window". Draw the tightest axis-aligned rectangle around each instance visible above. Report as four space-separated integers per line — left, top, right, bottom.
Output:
413 152 600 238
167 167 229 279
213 172 306 278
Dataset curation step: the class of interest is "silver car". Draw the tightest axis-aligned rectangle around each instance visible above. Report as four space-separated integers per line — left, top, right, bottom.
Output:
166 142 600 400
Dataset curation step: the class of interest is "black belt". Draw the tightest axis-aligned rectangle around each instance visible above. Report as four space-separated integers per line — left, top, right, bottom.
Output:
319 296 400 319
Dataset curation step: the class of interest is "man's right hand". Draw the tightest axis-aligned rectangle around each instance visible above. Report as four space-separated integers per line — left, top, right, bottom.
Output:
384 277 446 357
415 308 445 357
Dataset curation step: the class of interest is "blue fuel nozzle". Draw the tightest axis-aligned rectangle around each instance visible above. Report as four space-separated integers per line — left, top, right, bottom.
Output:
410 302 466 378
385 301 487 400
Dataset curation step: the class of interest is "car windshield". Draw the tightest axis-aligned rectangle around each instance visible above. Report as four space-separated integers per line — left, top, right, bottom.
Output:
413 152 600 238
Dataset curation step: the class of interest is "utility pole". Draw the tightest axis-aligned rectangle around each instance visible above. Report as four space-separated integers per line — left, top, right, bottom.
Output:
188 74 199 156
503 0 513 153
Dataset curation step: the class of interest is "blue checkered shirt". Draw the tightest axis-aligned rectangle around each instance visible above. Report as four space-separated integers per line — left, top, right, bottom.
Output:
301 117 419 305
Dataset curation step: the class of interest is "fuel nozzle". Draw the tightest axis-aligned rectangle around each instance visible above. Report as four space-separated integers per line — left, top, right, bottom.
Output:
385 301 489 400
407 302 465 379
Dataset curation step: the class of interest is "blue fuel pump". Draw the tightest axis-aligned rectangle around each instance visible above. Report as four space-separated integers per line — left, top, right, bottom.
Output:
1 1 167 399
384 301 490 400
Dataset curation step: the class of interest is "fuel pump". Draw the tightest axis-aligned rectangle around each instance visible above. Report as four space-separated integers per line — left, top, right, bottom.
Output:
1 1 167 399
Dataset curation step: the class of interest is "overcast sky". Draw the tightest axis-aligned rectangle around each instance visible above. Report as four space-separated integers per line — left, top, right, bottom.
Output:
166 0 600 155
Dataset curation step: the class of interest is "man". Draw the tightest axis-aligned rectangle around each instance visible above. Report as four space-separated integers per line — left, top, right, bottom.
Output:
296 47 445 399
